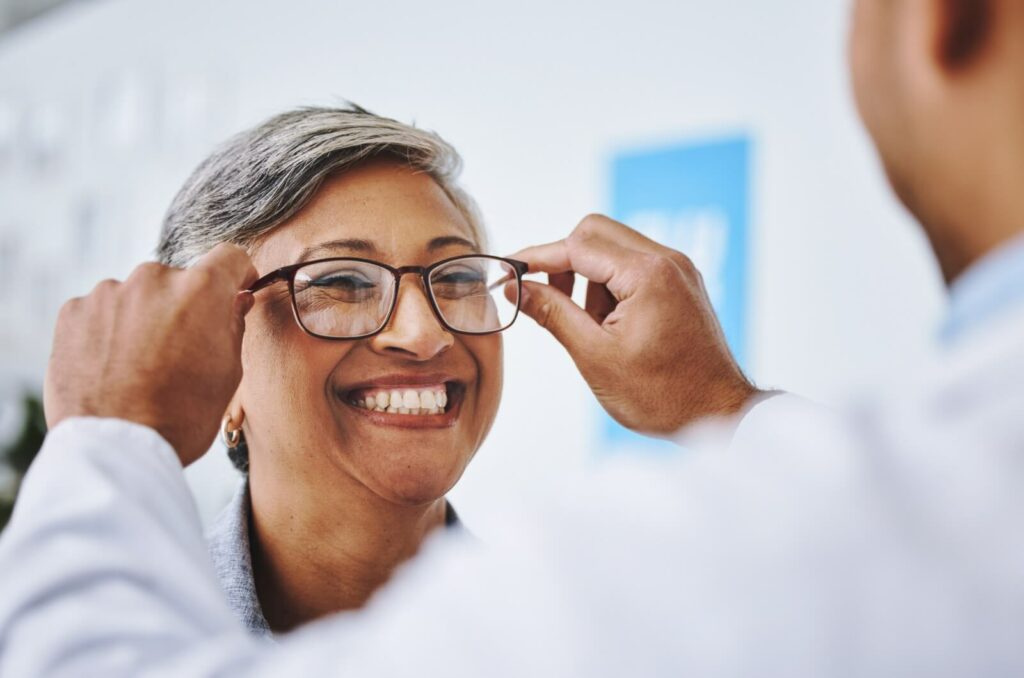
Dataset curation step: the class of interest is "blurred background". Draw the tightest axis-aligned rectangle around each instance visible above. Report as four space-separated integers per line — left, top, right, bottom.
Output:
0 0 945 536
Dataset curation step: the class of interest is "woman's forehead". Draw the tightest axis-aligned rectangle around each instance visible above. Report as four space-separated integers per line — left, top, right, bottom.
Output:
295 233 479 264
255 221 479 271
253 163 480 269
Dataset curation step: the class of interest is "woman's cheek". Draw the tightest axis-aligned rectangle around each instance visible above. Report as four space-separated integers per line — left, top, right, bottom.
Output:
489 337 504 410
245 306 353 421
466 334 503 437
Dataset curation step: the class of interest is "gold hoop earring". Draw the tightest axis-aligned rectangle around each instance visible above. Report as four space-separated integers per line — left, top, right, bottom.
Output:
221 414 242 449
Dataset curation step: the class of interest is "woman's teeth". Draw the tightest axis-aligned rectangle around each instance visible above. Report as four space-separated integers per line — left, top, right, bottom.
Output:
350 387 449 416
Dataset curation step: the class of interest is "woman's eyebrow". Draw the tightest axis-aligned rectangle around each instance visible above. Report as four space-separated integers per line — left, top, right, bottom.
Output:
427 236 478 252
298 238 378 261
297 235 478 262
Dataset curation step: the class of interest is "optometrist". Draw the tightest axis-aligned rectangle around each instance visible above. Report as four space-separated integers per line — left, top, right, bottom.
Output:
4 0 1024 675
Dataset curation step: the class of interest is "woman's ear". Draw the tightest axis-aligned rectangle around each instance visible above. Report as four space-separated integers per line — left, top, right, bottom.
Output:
935 0 994 70
223 395 246 436
225 403 244 430
222 394 251 473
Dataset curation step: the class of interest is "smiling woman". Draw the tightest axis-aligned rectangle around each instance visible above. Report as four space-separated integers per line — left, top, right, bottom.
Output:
157 106 514 636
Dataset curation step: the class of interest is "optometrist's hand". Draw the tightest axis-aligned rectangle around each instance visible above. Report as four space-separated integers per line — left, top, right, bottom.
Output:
44 244 258 466
511 215 761 436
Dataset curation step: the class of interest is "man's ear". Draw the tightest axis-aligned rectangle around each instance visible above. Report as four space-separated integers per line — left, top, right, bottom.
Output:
936 0 994 70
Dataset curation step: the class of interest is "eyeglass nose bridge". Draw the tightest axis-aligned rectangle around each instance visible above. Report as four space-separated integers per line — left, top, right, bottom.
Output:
391 264 432 277
378 266 450 335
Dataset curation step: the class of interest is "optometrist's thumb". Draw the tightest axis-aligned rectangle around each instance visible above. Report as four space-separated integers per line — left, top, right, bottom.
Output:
191 242 259 296
232 291 255 334
519 280 604 360
192 243 257 348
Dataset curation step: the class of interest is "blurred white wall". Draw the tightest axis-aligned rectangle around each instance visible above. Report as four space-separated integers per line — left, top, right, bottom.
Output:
0 0 946 534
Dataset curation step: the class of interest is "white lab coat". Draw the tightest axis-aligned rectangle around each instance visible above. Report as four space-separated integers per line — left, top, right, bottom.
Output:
1 307 1024 677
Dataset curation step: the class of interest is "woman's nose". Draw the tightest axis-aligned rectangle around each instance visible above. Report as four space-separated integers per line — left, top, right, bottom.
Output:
368 277 454 360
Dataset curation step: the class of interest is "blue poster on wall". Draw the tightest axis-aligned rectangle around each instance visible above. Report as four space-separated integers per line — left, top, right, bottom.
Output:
600 135 752 452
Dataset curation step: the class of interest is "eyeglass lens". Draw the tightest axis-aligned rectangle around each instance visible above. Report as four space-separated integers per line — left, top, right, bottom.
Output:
291 257 520 338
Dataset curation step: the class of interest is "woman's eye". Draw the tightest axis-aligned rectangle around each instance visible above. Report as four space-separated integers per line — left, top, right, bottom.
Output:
432 267 488 300
301 271 383 305
434 269 486 285
311 273 376 290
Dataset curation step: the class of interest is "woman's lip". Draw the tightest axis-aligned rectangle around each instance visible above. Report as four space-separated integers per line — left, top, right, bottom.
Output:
340 380 465 407
340 393 463 430
339 373 463 392
348 383 448 400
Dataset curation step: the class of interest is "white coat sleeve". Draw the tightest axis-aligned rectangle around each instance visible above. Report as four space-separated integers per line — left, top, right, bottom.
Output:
1 398 1020 678
0 418 265 677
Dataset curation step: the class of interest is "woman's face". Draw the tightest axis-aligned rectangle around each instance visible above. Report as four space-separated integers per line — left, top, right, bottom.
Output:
236 160 502 506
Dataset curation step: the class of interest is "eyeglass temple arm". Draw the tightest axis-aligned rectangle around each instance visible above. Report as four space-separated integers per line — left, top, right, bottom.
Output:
485 259 530 293
508 259 529 275
244 267 292 294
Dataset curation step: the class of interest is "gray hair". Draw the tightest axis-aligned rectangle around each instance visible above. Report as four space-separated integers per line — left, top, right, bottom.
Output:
157 104 485 267
157 104 485 473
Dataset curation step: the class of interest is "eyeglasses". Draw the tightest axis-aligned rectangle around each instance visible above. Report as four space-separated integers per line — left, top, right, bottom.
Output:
247 254 530 340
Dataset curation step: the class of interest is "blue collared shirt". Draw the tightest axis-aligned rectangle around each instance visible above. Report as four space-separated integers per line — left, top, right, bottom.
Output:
942 233 1024 343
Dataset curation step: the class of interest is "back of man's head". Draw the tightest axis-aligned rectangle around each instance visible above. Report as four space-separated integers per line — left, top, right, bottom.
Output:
849 0 1024 283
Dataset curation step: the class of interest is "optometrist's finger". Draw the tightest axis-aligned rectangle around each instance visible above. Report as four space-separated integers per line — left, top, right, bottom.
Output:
548 271 575 299
569 213 680 258
518 279 606 357
585 280 618 324
515 215 697 285
510 239 573 274
512 235 644 296
191 243 259 293
510 212 654 265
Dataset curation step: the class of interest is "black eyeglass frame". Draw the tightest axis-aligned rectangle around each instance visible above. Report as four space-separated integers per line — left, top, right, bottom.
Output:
246 254 530 340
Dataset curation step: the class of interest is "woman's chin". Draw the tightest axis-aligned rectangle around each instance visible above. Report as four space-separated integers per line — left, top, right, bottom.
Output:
358 461 463 507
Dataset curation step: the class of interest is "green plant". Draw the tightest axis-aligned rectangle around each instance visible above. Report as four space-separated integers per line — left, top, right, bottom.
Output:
1 394 47 532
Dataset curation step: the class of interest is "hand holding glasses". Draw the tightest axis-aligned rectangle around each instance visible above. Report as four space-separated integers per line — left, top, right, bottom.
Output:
246 254 529 339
